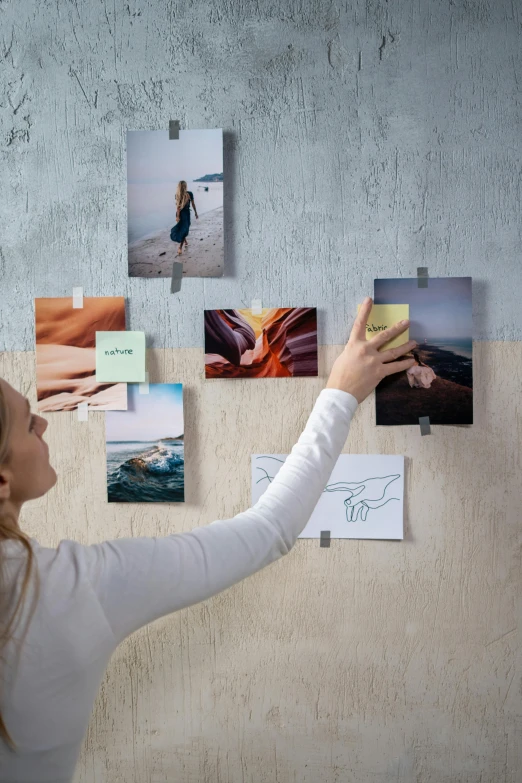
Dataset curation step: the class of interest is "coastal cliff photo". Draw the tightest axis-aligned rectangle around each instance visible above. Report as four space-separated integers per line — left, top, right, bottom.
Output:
127 129 223 278
105 383 184 502
374 277 473 425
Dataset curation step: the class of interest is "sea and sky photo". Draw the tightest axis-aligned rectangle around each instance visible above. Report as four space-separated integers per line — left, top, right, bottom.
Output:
127 128 223 278
373 277 473 425
105 383 184 503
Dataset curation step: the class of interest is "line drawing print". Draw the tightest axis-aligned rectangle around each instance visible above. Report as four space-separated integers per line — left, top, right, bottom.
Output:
254 456 401 523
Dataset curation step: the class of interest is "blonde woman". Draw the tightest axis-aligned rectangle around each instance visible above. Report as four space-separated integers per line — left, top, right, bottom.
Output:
170 180 198 255
0 300 415 781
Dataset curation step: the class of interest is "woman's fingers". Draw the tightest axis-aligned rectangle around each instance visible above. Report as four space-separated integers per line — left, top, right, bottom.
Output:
380 339 417 363
381 356 416 377
369 319 410 349
349 297 373 343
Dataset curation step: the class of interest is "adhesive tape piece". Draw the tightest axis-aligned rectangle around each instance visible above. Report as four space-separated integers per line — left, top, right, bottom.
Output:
139 371 150 395
251 299 262 315
77 401 88 421
320 530 331 547
169 120 180 140
419 416 431 436
417 267 429 288
72 287 83 308
171 261 183 293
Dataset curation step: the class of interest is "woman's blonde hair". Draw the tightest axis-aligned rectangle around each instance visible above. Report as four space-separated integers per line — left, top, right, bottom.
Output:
175 180 190 210
0 383 39 751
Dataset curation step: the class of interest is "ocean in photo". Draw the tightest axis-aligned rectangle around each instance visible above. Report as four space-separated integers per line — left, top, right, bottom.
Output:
107 439 184 502
128 181 223 243
417 337 473 359
412 339 473 389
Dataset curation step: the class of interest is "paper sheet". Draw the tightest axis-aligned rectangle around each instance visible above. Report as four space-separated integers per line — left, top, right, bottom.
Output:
252 454 404 540
373 277 473 425
34 296 127 412
95 331 146 382
358 304 410 350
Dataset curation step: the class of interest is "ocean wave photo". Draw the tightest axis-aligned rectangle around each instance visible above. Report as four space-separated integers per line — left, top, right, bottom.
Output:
107 440 184 503
105 383 185 503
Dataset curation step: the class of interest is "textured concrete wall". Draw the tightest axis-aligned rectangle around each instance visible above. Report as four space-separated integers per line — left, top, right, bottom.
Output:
1 0 521 781
0 344 520 782
1 0 521 350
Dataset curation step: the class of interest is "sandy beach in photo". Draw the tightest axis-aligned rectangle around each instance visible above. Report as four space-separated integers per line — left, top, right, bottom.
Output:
128 205 224 278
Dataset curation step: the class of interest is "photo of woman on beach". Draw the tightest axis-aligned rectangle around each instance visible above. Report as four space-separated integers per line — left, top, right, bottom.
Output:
127 129 223 278
374 277 473 425
170 181 198 255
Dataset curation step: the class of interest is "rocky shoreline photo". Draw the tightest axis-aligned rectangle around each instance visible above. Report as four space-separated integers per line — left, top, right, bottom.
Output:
376 343 473 425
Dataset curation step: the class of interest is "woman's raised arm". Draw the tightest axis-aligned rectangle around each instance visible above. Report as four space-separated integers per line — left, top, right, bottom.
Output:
79 299 415 645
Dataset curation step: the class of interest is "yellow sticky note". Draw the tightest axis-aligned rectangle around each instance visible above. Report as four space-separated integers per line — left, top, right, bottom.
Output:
358 304 410 350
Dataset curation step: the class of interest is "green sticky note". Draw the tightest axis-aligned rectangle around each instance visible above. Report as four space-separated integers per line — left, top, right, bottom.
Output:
358 304 410 350
95 331 146 382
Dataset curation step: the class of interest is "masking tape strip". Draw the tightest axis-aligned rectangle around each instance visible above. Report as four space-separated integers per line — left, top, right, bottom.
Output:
171 261 183 293
72 287 83 308
417 267 429 288
251 298 262 315
139 371 150 395
320 530 331 548
77 401 88 421
169 120 180 140
419 416 431 436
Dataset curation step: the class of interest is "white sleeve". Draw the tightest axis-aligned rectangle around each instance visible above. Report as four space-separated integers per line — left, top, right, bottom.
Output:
81 388 358 643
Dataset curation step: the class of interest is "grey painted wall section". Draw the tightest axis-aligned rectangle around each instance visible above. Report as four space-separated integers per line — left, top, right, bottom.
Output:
1 0 521 352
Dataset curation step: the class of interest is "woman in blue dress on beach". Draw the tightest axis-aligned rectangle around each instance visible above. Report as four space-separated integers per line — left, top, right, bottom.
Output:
170 180 198 255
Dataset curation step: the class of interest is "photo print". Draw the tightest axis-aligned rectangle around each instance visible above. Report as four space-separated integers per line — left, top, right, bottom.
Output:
252 454 404 540
105 383 184 503
127 129 223 278
374 277 473 425
204 308 318 379
35 296 127 412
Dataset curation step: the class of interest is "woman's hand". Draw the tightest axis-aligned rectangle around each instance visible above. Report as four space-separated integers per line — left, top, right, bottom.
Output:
326 297 416 403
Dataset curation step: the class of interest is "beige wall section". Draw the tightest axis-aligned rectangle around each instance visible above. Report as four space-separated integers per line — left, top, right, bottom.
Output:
1 344 520 783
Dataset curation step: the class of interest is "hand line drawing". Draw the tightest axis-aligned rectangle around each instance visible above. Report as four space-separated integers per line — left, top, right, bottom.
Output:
323 474 401 521
254 456 285 486
254 457 401 524
344 495 399 522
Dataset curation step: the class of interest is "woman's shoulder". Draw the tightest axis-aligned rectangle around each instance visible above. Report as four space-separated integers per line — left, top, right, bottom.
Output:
188 190 194 197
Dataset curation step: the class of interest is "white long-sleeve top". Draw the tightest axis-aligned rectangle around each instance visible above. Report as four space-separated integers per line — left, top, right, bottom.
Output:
0 388 358 783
